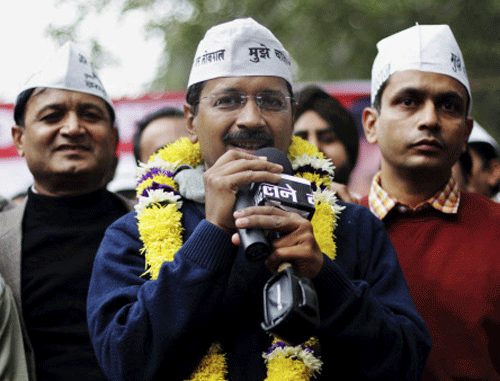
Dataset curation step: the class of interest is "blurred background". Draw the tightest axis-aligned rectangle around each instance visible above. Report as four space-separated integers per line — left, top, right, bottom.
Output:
1 0 499 198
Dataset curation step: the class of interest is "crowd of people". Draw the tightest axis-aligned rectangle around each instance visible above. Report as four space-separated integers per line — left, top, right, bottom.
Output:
0 16 499 381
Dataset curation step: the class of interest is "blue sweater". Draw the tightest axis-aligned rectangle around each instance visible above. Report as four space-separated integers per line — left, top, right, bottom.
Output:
87 200 431 380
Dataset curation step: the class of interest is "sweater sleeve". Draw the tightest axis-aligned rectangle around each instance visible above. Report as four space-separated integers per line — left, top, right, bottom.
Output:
87 211 237 381
312 203 432 380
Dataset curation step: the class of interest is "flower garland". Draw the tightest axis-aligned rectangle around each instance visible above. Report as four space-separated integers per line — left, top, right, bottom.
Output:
135 136 344 380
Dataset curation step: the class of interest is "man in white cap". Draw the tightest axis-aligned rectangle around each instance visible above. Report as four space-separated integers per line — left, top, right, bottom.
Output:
455 122 500 200
360 24 500 379
87 18 430 380
0 41 133 380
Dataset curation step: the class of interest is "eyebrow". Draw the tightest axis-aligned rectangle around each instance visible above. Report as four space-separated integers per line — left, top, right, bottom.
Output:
215 88 282 95
35 103 64 118
393 87 425 99
78 103 107 112
35 102 108 119
393 87 465 103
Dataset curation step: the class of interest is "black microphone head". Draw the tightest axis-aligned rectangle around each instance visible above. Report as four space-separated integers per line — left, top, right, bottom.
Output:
254 147 293 175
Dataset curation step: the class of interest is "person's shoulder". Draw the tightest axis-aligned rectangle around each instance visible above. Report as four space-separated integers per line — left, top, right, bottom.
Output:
0 195 14 213
460 192 500 220
108 190 135 212
106 210 139 236
336 200 384 229
0 202 24 226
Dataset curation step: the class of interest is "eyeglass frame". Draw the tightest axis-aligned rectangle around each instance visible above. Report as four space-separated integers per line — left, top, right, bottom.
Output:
195 91 296 113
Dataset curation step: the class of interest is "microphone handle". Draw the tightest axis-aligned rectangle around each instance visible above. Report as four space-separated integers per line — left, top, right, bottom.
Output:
234 184 271 261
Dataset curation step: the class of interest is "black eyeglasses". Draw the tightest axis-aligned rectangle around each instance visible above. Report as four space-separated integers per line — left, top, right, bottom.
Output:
198 91 294 113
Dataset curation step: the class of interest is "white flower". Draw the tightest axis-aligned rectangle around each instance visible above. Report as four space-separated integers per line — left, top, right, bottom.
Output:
135 157 181 182
135 189 183 214
292 154 335 178
263 345 323 375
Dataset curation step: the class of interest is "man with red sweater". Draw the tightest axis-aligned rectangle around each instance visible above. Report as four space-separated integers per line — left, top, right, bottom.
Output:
360 24 500 380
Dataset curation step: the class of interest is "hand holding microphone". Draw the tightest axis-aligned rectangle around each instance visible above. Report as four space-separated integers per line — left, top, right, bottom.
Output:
233 147 316 261
232 147 321 345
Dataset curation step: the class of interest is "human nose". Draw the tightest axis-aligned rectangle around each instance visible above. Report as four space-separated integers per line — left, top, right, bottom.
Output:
418 100 440 131
306 131 319 148
60 112 84 135
235 96 265 128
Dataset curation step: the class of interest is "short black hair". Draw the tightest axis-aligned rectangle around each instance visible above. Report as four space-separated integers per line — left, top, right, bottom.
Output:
133 107 185 162
14 88 36 127
14 87 116 127
186 81 206 116
373 79 389 113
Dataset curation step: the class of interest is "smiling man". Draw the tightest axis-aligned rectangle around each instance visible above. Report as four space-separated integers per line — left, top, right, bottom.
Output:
0 42 133 381
360 24 500 380
87 18 430 380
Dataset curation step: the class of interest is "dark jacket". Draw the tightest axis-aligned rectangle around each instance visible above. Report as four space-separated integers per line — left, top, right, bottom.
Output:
88 199 431 380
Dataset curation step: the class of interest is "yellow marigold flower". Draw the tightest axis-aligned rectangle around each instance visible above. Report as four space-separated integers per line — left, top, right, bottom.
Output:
312 202 337 261
287 136 323 162
155 138 203 168
138 203 184 279
265 357 311 381
295 172 331 189
188 343 227 381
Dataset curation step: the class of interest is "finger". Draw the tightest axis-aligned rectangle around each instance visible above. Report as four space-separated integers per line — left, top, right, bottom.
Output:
213 150 284 174
231 232 241 246
204 160 283 194
234 207 299 234
233 205 288 218
265 244 323 279
329 182 360 204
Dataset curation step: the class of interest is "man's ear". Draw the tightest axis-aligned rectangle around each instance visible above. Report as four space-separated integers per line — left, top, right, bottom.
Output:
362 107 379 145
11 125 26 157
461 117 474 154
184 104 199 144
487 159 500 188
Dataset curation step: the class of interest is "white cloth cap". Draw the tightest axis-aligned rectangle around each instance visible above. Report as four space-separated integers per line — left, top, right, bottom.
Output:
17 41 114 116
187 18 293 87
371 24 471 112
469 121 498 149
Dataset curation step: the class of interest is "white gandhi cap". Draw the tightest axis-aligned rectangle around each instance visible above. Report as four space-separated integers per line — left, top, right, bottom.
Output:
15 41 115 122
469 121 498 150
371 24 471 113
187 18 293 88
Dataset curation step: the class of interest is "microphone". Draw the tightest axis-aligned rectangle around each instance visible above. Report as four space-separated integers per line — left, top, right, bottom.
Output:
233 147 315 261
231 148 320 344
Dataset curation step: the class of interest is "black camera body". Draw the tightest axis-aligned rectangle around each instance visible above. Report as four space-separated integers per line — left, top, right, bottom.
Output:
261 264 320 345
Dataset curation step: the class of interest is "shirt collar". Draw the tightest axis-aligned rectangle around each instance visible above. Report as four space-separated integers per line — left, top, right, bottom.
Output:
367 171 460 220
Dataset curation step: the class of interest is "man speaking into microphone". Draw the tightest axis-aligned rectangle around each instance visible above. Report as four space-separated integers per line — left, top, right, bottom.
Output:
87 18 431 380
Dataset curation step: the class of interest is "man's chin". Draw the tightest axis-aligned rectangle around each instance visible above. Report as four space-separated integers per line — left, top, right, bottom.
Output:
49 164 105 179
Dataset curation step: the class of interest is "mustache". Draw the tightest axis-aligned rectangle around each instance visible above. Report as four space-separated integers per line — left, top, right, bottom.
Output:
222 129 275 146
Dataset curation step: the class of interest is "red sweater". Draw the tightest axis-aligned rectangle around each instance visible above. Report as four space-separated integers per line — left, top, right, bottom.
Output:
362 192 500 380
